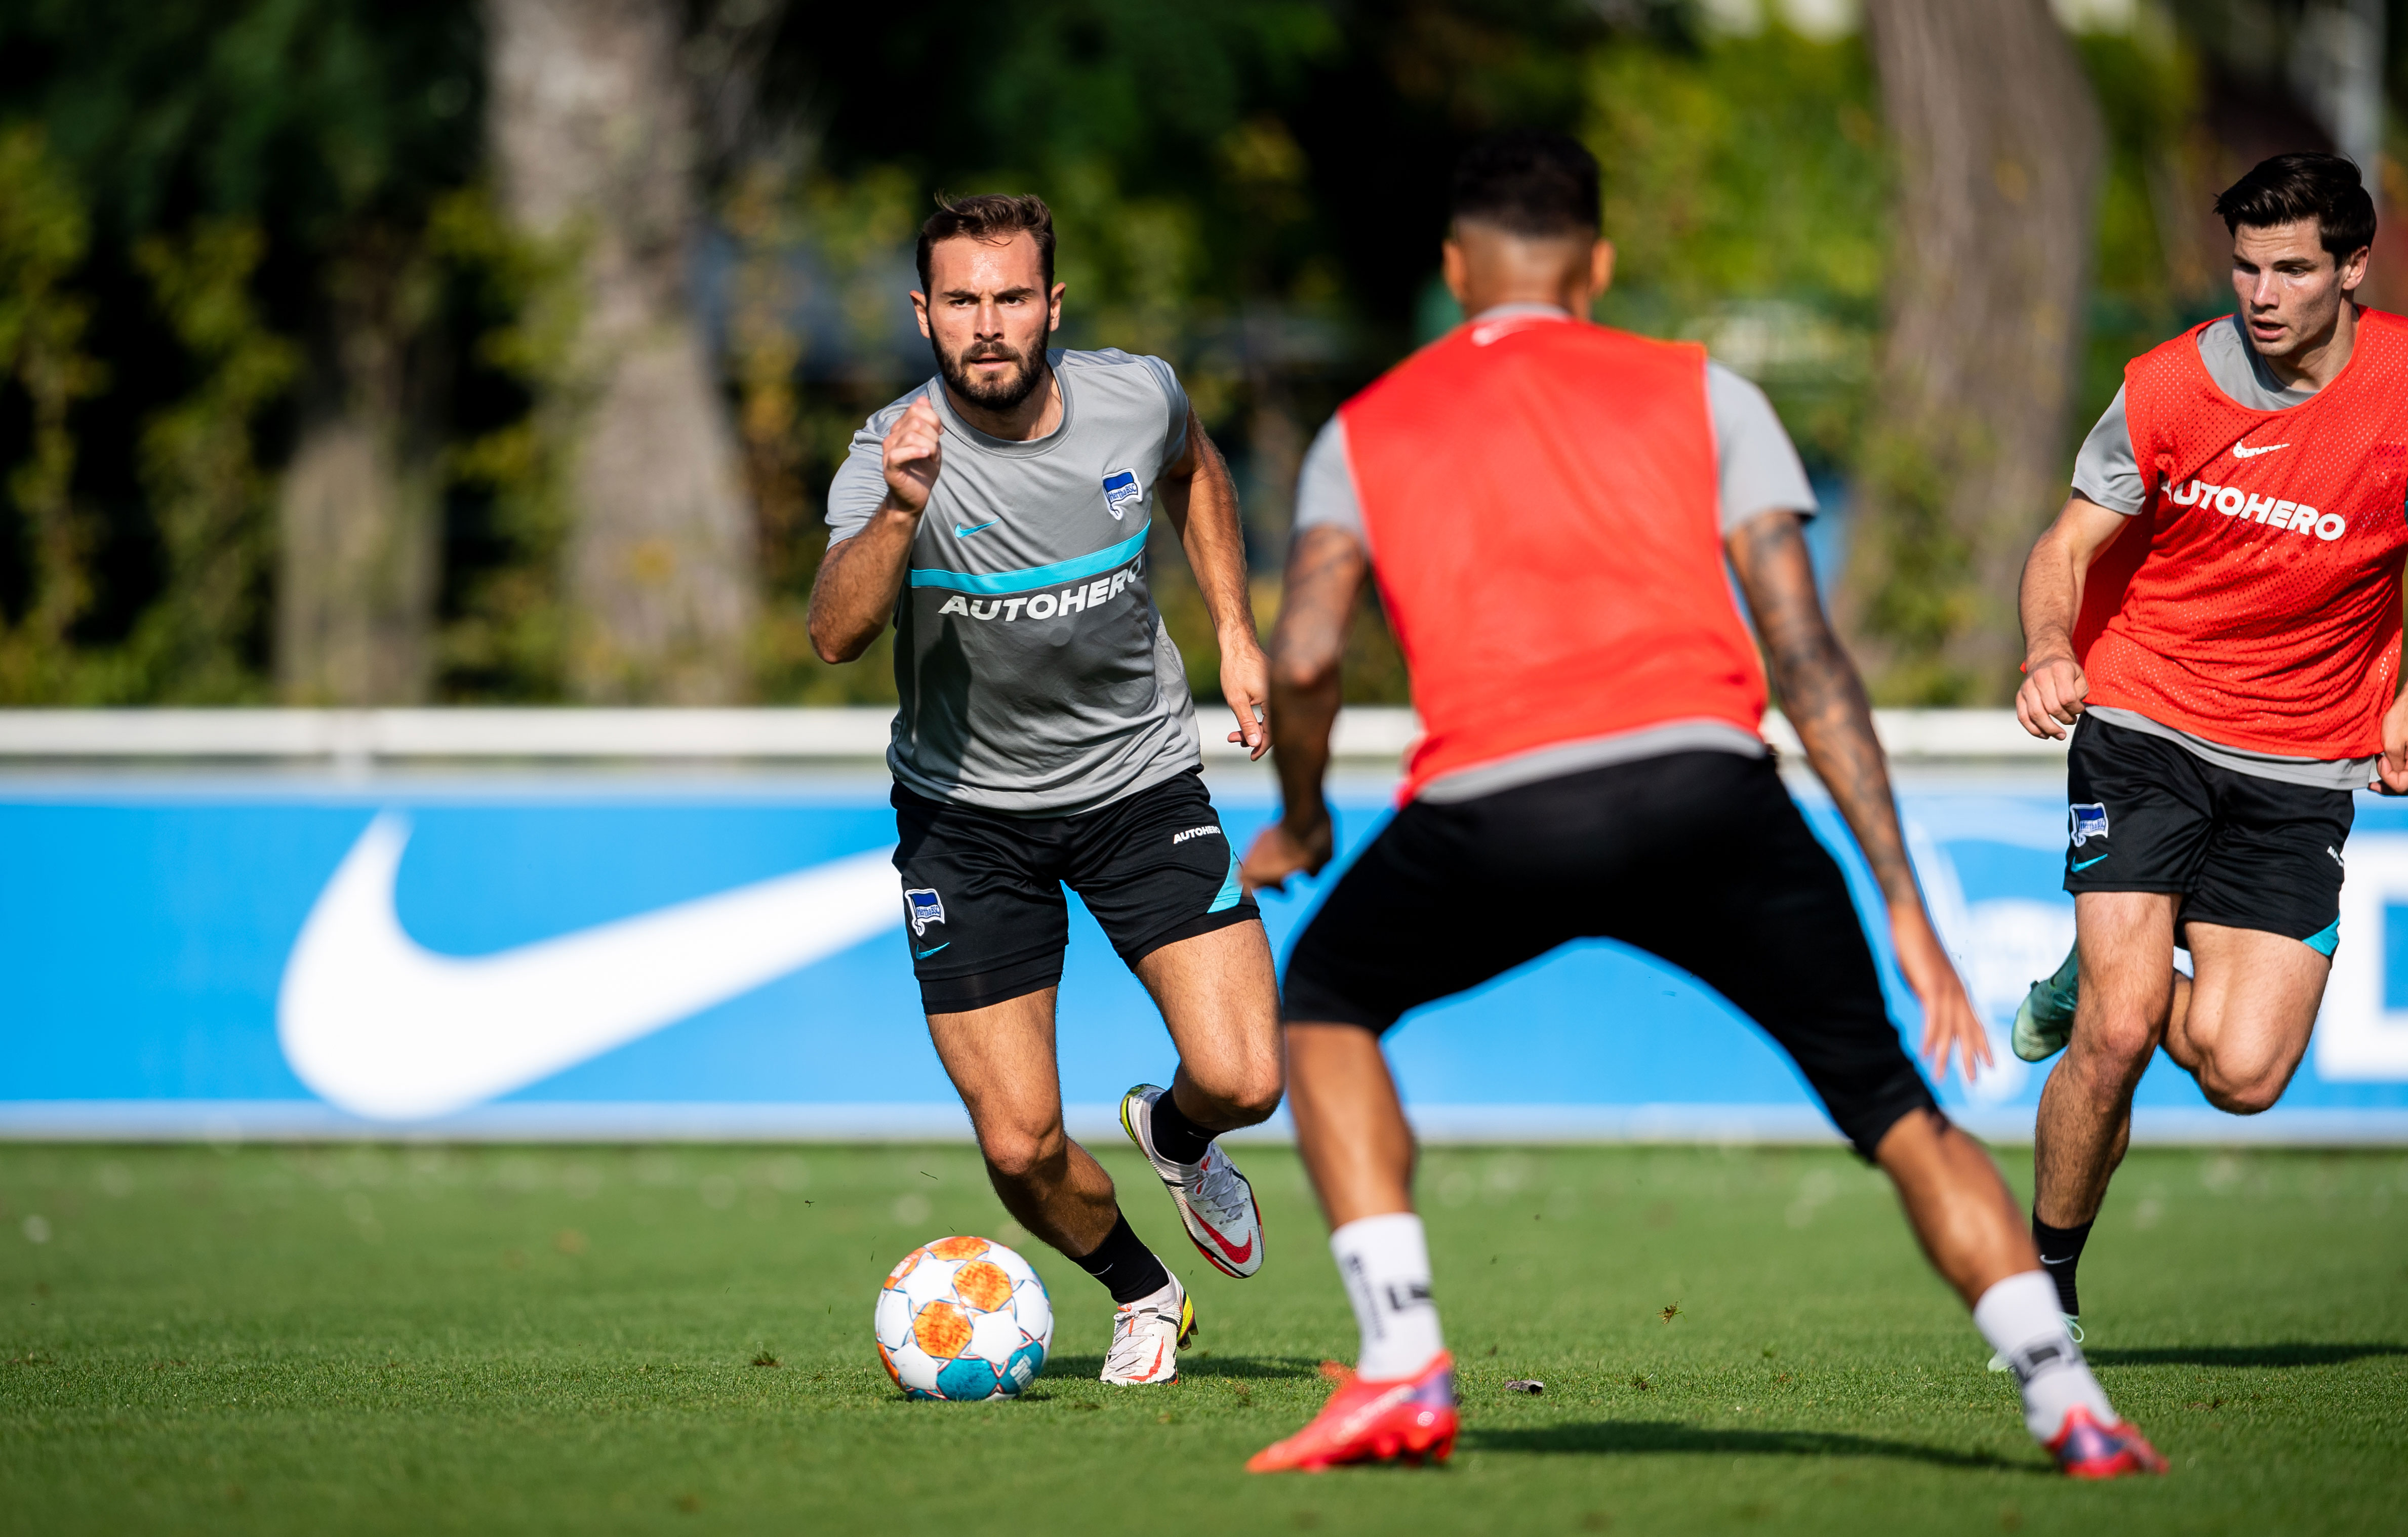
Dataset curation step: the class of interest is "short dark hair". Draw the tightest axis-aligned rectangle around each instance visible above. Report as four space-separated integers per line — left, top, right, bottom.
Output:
916 193 1056 292
2213 152 2376 260
1451 132 1600 239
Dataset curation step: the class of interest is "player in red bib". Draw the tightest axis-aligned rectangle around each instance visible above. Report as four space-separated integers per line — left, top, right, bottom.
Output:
2011 153 2399 1342
1238 134 2161 1479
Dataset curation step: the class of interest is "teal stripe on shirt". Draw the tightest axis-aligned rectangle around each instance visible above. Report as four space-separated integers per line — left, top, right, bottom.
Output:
909 523 1150 595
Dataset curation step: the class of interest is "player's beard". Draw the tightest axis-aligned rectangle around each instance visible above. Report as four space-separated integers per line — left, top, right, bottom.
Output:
935 322 1052 413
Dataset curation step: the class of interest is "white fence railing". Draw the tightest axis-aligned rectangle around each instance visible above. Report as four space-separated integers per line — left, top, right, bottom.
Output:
0 706 2064 766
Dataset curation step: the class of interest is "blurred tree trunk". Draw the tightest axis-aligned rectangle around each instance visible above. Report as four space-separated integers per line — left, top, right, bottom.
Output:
484 0 757 703
1844 0 2105 704
277 233 440 704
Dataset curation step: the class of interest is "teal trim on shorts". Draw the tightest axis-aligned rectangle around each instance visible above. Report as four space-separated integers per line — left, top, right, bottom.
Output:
1207 850 1243 914
2305 916 2341 957
908 523 1149 594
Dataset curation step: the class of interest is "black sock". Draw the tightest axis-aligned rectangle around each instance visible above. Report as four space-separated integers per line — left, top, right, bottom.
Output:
1147 1087 1217 1165
1070 1211 1172 1304
2032 1214 2094 1317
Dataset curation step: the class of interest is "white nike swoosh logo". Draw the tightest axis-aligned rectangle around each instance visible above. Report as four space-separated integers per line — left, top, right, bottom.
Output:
276 814 900 1121
2231 441 2289 458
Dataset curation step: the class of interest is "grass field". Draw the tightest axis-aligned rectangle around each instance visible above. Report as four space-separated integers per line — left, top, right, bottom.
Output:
2 1141 2403 1535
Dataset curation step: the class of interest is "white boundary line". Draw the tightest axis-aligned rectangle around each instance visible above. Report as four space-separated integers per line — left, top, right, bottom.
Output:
4 1101 2398 1145
0 707 2064 764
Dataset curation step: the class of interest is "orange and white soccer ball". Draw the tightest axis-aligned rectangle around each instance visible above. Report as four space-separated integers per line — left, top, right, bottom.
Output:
874 1235 1053 1400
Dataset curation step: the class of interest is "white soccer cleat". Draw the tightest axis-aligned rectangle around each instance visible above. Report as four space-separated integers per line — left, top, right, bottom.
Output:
1120 1083 1265 1279
1100 1274 1195 1385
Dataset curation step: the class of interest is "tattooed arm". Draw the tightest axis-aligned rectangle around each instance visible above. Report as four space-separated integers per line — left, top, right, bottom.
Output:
1241 524 1370 891
1725 509 1991 1083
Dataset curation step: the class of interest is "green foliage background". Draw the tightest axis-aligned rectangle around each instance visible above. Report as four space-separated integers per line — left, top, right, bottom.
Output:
0 2 2364 706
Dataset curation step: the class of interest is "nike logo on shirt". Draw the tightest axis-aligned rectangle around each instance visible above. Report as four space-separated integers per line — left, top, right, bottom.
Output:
953 520 1000 538
2231 441 2289 459
2070 854 2109 872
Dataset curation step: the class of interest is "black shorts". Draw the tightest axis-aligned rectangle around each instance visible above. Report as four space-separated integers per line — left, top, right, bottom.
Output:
892 767 1259 1014
2064 714 2351 953
1280 751 1938 1159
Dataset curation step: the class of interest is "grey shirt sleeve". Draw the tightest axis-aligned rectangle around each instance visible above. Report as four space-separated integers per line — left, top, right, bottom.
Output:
1291 415 1365 542
1706 361 1817 531
1134 354 1191 467
825 391 928 546
2070 386 2143 515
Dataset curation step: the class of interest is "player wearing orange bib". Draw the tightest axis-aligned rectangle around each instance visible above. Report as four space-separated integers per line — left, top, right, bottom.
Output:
2012 153 2397 1340
1238 133 2161 1479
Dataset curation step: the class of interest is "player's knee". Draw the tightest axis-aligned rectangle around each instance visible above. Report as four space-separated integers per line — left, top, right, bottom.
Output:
977 1123 1066 1184
2198 1069 2282 1116
1221 1064 1285 1127
2072 1011 2158 1071
1185 1058 1285 1128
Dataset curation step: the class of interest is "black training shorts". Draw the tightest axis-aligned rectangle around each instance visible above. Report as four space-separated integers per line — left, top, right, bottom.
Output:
892 766 1259 1014
2063 713 2351 954
1280 750 1938 1159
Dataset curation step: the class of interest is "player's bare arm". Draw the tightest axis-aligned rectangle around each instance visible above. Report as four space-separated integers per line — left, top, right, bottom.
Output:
1726 508 1990 1082
1243 524 1369 892
2013 495 2131 741
1156 412 1270 758
2382 682 2408 793
808 396 945 663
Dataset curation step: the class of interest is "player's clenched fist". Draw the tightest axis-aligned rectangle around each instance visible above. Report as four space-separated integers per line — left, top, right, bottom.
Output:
882 396 945 514
2015 653 2089 741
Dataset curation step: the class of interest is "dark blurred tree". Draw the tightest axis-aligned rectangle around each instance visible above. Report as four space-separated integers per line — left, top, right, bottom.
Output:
0 0 484 702
1845 0 2106 705
483 0 759 704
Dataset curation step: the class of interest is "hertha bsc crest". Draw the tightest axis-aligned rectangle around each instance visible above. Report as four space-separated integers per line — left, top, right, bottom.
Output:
1102 468 1142 520
904 887 946 936
2069 803 2109 847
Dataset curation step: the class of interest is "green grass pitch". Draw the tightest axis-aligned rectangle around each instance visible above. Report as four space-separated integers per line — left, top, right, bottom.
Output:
3 1141 2403 1534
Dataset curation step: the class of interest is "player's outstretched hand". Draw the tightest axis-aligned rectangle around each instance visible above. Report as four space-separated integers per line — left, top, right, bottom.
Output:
1890 903 1992 1084
1221 638 1272 760
1242 816 1331 896
881 396 944 514
2015 652 2089 741
2378 689 2408 794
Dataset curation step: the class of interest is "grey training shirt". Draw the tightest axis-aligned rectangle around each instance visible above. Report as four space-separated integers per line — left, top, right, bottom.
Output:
2069 313 2372 791
826 348 1201 815
1293 304 1822 802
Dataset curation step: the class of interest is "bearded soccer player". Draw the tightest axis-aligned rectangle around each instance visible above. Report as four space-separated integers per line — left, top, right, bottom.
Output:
2007 153 2397 1345
810 195 1281 1385
1237 134 2163 1478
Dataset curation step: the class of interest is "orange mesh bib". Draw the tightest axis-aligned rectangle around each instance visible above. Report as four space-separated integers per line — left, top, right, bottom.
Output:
1340 313 1765 801
2077 309 2408 759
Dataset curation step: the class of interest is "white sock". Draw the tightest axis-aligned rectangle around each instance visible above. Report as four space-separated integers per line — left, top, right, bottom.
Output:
1331 1212 1446 1380
1974 1270 2116 1441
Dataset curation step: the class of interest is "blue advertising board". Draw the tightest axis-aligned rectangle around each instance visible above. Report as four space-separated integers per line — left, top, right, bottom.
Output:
5 769 2407 1141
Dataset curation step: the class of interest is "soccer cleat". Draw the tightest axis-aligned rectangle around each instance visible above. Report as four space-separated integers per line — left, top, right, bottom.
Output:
1120 1084 1265 1279
2013 944 2081 1062
1247 1352 1458 1473
1100 1274 1195 1385
1989 1314 2081 1372
2046 1405 2168 1479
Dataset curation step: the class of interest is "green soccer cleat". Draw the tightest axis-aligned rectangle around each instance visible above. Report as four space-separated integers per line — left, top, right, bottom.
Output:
2012 945 2081 1063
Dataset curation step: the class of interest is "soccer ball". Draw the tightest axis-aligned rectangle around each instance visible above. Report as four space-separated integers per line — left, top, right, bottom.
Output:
874 1235 1053 1400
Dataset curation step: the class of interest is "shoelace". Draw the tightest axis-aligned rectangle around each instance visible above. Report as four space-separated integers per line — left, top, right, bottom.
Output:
1185 1156 1251 1227
1104 1304 1179 1372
